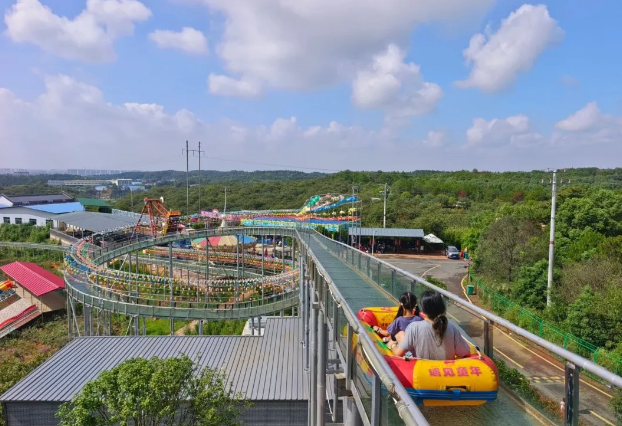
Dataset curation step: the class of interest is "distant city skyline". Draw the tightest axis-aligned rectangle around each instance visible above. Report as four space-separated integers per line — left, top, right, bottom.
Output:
1 0 621 171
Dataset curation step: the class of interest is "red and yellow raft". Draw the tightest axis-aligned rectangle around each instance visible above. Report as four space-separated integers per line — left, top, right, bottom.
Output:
357 307 498 406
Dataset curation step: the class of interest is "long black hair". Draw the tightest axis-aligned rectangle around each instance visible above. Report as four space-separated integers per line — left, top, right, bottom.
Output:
420 290 447 344
394 292 420 320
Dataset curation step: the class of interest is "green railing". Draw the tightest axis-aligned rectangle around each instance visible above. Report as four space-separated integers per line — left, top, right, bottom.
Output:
470 273 622 376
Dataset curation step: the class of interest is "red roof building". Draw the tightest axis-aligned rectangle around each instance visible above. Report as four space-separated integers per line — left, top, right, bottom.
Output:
0 262 65 297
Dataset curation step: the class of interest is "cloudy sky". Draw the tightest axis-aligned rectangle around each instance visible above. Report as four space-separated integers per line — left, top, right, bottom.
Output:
1 0 621 172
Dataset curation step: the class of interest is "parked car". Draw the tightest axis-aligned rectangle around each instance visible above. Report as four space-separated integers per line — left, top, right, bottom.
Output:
447 246 460 259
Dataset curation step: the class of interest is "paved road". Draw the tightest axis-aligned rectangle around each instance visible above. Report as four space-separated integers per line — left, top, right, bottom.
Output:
381 256 617 426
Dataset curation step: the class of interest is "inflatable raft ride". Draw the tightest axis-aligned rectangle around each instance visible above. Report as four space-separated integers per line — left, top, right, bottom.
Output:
357 307 498 406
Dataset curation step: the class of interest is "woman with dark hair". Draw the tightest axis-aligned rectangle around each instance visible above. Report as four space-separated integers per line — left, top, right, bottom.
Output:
388 290 470 360
372 292 422 343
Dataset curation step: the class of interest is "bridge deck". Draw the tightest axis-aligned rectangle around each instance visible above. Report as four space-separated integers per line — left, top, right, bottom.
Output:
307 234 544 426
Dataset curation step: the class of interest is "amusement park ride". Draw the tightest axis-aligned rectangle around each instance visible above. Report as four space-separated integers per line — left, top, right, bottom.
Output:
132 198 182 238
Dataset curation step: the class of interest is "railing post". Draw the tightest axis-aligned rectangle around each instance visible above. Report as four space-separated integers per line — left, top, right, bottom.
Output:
345 323 353 391
317 302 327 426
371 370 380 426
309 284 318 426
391 269 396 296
484 320 494 358
564 362 580 426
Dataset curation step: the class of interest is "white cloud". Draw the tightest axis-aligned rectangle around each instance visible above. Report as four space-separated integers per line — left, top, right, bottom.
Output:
466 114 542 146
456 4 563 93
554 101 602 132
149 27 208 55
0 74 397 171
199 0 494 96
351 44 442 119
421 130 446 147
4 75 621 173
208 74 263 98
552 102 622 145
4 0 151 63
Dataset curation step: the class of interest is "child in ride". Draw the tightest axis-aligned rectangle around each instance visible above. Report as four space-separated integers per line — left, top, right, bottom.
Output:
372 292 422 344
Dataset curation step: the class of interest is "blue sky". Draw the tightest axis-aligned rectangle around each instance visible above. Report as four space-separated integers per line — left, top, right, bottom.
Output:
1 0 621 172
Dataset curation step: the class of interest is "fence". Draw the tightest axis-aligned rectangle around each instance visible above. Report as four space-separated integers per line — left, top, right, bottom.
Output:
471 273 622 376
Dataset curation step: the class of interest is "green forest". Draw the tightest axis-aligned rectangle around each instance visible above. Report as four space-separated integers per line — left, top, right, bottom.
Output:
3 167 622 417
113 168 622 360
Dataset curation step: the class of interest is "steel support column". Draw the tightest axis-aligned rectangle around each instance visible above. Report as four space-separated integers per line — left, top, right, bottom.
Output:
169 242 174 335
317 303 327 426
236 235 240 278
484 320 494 359
309 284 318 426
564 362 581 426
371 371 381 426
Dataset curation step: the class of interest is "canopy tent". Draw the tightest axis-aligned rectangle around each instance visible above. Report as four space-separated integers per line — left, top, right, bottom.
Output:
192 235 256 248
423 233 444 245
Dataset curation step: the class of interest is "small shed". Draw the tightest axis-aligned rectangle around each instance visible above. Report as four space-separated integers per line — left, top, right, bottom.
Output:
0 262 65 313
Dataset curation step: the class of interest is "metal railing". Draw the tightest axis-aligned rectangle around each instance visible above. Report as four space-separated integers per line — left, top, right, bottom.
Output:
296 229 430 426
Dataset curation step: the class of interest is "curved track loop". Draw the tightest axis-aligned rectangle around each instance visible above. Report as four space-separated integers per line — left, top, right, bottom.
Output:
65 227 302 320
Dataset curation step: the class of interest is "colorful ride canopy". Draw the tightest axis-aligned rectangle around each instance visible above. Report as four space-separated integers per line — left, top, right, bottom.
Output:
300 193 358 214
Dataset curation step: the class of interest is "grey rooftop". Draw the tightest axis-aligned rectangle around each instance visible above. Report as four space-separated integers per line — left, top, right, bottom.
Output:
0 317 307 402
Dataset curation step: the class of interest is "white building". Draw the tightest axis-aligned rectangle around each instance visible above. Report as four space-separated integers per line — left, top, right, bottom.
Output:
0 208 57 227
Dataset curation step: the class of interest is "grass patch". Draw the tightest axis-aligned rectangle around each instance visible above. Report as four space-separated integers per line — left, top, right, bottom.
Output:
0 313 69 426
144 318 189 335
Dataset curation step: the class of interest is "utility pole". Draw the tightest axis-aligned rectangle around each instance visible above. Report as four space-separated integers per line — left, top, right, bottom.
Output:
198 141 202 214
182 142 205 216
544 169 569 307
224 187 227 214
184 141 189 216
547 170 557 307
380 183 389 228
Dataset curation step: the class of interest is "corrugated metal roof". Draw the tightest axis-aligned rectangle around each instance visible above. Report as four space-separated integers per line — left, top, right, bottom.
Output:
0 207 57 218
55 211 137 232
28 202 84 214
0 318 307 402
0 261 64 296
1 194 73 206
348 227 424 238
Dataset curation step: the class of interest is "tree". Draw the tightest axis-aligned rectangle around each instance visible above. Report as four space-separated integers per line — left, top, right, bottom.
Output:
564 286 620 348
57 355 250 426
512 260 549 311
476 216 540 284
